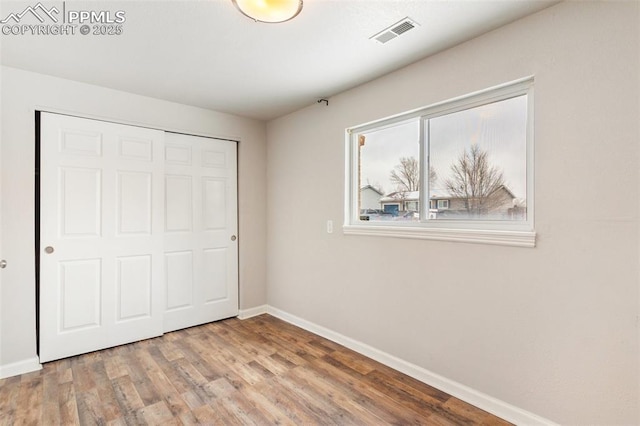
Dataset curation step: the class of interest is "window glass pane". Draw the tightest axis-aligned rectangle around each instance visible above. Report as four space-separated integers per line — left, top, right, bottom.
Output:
428 95 527 221
358 120 420 222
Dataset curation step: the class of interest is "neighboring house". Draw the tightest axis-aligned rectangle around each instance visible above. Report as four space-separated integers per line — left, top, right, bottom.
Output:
380 186 524 219
359 185 384 211
379 190 419 215
429 185 522 219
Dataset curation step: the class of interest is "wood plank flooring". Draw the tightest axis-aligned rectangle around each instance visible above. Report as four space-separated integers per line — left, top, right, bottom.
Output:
0 314 512 425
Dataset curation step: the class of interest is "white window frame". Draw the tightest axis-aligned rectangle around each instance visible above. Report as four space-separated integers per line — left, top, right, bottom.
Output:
344 77 536 248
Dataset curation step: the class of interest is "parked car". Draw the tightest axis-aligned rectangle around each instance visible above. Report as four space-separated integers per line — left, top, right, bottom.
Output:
402 211 419 219
359 209 393 221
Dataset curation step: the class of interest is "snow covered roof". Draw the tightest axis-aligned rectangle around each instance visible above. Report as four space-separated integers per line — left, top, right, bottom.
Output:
379 191 419 202
360 185 383 195
379 186 520 203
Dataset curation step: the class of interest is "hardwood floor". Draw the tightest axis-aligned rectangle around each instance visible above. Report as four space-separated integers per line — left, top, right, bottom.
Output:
0 314 511 425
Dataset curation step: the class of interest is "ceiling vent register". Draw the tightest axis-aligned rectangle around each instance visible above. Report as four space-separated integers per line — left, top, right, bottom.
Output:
371 17 418 44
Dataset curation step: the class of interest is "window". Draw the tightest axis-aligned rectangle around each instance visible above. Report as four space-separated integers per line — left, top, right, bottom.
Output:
437 200 449 210
345 78 535 247
357 119 420 222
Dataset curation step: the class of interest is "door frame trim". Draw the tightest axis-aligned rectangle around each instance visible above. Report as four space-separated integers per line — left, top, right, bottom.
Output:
34 106 241 144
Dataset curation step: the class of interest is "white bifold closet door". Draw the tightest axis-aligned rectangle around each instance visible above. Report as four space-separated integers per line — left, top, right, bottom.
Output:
163 132 238 332
39 113 238 363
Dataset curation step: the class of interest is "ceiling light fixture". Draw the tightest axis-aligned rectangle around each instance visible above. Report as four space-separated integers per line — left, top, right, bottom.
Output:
232 0 303 23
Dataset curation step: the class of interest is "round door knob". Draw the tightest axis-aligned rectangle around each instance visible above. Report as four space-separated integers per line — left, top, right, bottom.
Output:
231 235 237 241
44 246 55 254
0 260 6 269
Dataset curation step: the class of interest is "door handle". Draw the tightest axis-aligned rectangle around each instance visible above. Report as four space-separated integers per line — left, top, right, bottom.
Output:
0 260 6 269
44 246 55 254
231 235 237 241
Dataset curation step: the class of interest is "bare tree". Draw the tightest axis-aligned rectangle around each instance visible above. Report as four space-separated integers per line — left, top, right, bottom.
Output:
389 156 437 199
444 145 505 215
390 157 420 192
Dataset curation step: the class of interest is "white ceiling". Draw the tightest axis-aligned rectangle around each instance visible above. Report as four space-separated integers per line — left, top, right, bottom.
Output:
0 0 558 121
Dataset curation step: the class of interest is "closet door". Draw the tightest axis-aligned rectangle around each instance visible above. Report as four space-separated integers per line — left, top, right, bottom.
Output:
39 113 165 362
163 133 238 332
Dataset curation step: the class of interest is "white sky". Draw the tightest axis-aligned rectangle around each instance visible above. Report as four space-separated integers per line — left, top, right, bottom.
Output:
360 120 419 195
359 95 527 199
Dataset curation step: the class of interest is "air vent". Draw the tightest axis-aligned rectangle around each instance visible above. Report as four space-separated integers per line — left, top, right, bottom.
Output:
371 17 418 44
392 21 415 35
375 31 397 44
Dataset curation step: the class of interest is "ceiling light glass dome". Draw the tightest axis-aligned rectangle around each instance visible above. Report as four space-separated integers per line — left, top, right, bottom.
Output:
232 0 303 23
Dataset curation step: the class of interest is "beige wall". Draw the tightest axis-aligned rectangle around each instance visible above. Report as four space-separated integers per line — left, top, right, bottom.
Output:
266 2 639 424
0 66 267 369
1 1 638 423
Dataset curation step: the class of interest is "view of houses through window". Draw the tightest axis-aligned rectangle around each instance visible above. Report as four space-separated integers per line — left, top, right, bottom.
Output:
359 119 421 221
357 93 528 223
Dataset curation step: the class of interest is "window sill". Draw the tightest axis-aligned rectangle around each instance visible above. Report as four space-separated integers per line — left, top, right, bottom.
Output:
343 224 536 248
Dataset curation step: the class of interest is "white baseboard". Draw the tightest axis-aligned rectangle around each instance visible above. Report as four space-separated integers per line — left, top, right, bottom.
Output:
238 304 268 320
0 357 42 379
263 305 557 426
0 306 554 424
